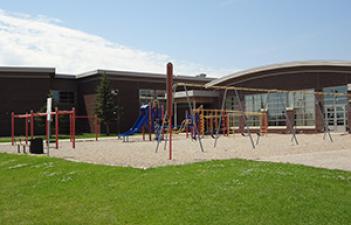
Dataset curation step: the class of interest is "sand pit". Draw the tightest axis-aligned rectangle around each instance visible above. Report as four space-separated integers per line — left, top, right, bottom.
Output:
1 133 351 171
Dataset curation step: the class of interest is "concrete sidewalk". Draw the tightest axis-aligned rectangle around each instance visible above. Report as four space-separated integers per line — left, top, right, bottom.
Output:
260 149 351 171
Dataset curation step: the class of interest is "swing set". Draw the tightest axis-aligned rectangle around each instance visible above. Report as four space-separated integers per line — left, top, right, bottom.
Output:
155 63 347 160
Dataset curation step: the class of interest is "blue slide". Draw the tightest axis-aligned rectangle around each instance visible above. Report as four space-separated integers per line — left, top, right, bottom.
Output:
119 105 149 137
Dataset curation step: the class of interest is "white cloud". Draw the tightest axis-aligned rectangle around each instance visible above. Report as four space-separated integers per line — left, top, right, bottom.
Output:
0 9 231 77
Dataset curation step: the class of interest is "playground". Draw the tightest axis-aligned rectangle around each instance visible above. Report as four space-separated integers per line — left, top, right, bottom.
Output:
1 64 350 225
1 133 350 171
2 63 351 171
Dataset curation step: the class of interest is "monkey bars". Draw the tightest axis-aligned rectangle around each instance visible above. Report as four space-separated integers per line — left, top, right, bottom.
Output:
11 108 76 149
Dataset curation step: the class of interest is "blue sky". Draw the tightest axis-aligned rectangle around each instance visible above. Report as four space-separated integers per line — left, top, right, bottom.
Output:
0 0 350 76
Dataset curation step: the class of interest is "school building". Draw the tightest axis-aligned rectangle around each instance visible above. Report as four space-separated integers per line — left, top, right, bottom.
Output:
1 60 351 136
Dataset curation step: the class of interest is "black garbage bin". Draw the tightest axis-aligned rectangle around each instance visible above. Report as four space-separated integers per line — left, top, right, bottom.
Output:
30 138 44 154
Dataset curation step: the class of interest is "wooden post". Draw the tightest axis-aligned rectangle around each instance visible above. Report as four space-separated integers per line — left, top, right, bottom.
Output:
260 110 268 135
200 108 205 136
166 63 173 160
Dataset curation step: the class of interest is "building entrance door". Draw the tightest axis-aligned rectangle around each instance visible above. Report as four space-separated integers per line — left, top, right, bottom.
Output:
324 104 347 132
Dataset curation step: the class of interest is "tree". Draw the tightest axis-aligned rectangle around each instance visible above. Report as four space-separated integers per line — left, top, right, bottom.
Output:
95 73 118 135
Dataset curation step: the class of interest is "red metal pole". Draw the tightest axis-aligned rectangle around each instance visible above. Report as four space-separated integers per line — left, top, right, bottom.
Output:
69 114 73 142
55 107 59 149
25 113 29 145
167 63 173 160
11 112 14 146
69 114 73 143
72 108 76 149
30 110 34 140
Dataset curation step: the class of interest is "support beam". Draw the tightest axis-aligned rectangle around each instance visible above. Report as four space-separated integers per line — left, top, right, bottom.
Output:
234 90 256 149
214 89 228 148
166 63 173 160
279 94 298 145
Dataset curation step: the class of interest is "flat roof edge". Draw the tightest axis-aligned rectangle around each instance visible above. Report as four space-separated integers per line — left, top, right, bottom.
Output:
0 66 55 73
77 69 214 81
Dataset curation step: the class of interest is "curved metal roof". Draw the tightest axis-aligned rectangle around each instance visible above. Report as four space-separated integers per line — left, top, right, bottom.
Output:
206 60 351 87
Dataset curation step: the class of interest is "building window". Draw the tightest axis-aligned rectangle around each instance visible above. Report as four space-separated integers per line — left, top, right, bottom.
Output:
51 90 75 105
225 95 237 110
245 94 267 126
155 90 166 101
243 90 315 127
323 86 348 105
225 94 240 126
289 90 315 126
139 89 166 106
266 93 287 126
323 85 348 131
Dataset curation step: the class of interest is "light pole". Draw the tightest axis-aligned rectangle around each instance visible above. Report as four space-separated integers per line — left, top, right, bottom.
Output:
111 89 120 134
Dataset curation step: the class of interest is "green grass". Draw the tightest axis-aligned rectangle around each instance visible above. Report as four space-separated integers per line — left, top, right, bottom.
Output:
0 133 110 143
0 153 350 225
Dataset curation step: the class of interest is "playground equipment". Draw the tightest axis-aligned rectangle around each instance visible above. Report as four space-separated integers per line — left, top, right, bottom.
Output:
176 110 193 138
156 64 206 156
11 107 101 150
11 108 76 149
193 108 266 137
119 102 164 142
157 63 344 160
155 63 175 159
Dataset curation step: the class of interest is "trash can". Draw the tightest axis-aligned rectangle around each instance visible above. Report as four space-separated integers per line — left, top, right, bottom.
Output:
30 138 44 154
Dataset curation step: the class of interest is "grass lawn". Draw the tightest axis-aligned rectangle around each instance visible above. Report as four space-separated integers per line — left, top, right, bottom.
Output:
0 153 350 225
0 133 110 143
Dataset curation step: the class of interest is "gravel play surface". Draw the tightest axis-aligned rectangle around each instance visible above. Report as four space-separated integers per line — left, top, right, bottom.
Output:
1 133 351 171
